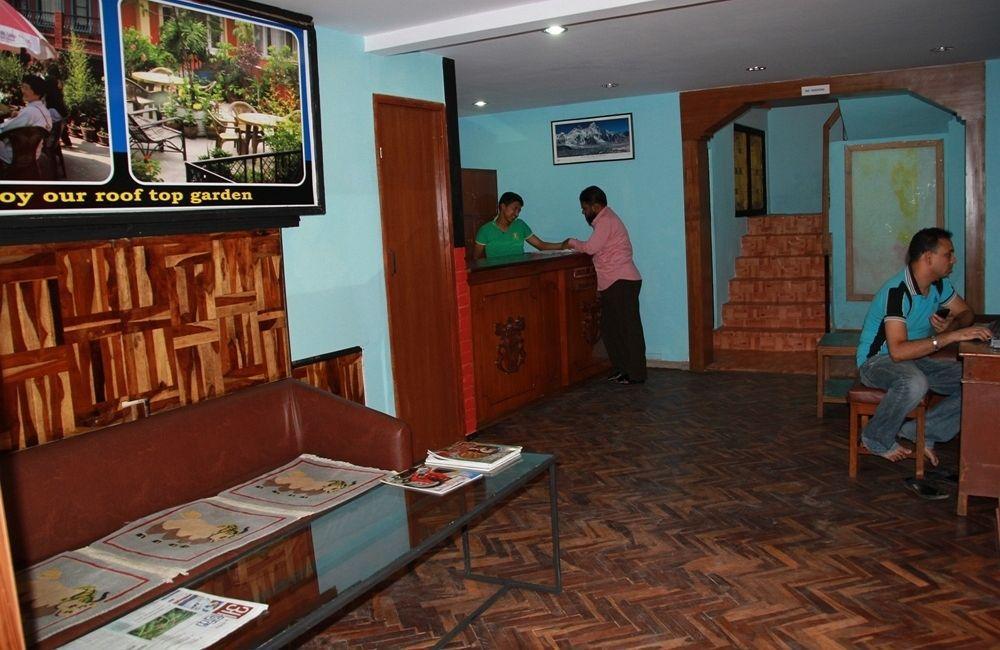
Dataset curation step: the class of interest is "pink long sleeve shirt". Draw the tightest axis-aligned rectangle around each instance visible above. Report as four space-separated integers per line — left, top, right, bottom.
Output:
567 206 641 291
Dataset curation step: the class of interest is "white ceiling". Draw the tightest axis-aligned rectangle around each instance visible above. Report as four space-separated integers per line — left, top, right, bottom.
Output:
275 0 1000 115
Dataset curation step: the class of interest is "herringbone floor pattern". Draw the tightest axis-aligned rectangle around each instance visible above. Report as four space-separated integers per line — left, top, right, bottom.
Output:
303 370 1000 649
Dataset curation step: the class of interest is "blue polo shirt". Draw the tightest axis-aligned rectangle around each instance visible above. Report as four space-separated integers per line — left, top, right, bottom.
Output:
856 266 956 366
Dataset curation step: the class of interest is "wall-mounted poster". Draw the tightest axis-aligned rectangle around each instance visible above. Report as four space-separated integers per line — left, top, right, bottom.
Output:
845 140 943 301
551 113 633 165
0 0 323 240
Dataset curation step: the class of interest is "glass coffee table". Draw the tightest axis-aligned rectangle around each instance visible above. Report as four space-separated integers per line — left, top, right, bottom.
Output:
48 453 560 649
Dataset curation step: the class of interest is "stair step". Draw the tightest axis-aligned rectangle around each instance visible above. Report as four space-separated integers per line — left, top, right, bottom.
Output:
729 277 826 303
722 302 826 329
714 326 825 352
742 234 825 257
747 214 824 235
735 255 825 279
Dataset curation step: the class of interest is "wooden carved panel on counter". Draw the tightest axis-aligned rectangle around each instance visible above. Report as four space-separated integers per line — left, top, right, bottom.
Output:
581 299 602 346
291 347 365 405
0 230 290 451
494 316 526 374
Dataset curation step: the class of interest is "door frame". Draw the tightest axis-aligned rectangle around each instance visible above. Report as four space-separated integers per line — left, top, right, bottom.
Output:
680 62 986 370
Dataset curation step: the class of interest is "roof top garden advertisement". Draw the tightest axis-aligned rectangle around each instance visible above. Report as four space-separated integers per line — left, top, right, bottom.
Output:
0 0 323 238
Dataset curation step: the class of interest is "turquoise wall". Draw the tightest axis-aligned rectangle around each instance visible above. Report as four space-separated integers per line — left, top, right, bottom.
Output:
282 27 444 415
986 59 1000 313
828 127 965 329
460 94 689 362
708 108 767 327
839 94 956 140
766 103 838 214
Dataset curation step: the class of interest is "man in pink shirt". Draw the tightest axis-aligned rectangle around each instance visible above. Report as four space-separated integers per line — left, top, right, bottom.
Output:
565 186 646 384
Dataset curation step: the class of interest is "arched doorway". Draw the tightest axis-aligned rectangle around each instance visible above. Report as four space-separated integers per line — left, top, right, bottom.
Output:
679 62 986 371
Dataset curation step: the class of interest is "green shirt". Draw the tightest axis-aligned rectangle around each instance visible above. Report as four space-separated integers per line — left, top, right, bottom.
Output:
475 218 533 257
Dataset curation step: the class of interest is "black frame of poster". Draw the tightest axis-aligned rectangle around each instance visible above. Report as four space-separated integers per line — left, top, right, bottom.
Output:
0 0 325 244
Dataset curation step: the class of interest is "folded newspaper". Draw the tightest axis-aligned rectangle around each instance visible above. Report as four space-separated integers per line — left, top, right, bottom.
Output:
425 441 522 472
62 588 266 649
382 465 482 495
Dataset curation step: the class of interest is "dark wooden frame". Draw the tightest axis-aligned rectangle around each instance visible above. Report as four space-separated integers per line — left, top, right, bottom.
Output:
733 124 767 217
680 62 985 371
845 139 944 301
0 0 326 244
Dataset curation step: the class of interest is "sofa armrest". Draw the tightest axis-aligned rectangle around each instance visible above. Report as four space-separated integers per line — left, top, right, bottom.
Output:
289 381 413 471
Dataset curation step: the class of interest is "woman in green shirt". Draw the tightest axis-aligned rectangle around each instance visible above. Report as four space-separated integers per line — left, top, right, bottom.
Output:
474 192 565 259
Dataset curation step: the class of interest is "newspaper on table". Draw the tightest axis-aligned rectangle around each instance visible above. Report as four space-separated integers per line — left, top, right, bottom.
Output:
382 464 482 495
426 441 522 472
61 588 266 649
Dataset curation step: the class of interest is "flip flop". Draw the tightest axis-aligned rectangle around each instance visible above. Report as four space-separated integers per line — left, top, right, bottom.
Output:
859 443 912 462
903 477 949 500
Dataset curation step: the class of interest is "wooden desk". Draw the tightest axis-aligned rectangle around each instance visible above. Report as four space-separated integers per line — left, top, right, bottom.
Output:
957 341 1000 516
816 330 860 417
469 252 608 424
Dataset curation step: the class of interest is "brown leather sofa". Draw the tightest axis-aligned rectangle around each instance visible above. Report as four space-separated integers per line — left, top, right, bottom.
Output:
0 379 413 568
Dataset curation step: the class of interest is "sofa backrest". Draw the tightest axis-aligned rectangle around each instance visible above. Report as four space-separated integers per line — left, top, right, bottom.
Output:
1 380 303 566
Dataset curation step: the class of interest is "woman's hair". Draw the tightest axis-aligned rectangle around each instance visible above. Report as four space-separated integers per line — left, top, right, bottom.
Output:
498 191 523 207
21 74 47 99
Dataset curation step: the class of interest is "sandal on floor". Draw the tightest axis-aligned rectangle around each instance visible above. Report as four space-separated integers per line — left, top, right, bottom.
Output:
903 477 949 500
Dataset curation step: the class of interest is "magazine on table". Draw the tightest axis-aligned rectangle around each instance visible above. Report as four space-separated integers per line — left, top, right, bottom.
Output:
382 465 482 495
61 588 266 649
425 441 522 471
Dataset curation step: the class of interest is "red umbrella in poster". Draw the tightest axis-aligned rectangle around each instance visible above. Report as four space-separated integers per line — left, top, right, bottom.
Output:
0 0 57 61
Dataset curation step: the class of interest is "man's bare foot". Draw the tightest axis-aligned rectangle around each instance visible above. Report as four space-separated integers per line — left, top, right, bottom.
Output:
859 443 912 462
924 447 939 467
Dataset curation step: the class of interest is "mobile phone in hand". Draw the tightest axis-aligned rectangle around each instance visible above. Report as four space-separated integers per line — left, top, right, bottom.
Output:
935 307 950 318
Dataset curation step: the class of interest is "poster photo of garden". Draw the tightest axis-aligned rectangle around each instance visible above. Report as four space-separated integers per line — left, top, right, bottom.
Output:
0 0 112 183
120 0 306 185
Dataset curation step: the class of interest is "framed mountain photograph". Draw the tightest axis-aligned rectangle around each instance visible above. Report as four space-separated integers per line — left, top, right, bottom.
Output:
551 113 633 165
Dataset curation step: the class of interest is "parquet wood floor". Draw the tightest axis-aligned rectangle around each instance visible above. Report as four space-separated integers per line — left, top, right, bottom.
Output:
302 370 1000 649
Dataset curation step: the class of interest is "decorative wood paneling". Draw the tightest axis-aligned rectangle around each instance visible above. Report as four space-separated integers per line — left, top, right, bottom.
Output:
292 348 365 405
0 230 289 451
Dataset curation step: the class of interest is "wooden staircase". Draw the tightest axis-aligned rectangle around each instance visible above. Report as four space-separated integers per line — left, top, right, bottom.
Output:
714 215 827 353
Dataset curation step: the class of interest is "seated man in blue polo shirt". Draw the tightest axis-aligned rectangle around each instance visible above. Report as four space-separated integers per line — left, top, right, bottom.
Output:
855 228 992 464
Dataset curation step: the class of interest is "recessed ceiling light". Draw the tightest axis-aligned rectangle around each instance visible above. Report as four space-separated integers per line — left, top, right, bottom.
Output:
746 65 767 72
543 25 566 36
473 100 487 107
603 82 619 89
930 45 954 53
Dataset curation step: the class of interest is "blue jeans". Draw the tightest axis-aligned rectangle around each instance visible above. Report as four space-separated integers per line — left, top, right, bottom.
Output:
858 354 963 454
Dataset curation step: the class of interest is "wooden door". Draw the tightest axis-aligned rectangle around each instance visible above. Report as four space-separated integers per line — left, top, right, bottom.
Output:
373 95 464 458
460 168 497 255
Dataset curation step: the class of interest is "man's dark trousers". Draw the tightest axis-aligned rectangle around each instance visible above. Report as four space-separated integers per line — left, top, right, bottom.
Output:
600 279 646 381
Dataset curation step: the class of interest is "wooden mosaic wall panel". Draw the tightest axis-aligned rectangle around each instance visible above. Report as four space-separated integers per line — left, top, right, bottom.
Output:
0 230 290 451
291 349 365 405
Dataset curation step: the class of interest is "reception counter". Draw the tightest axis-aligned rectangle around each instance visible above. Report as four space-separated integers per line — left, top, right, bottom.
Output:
469 251 608 423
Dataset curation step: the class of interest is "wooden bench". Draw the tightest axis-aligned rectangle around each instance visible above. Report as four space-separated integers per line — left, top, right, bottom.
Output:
816 330 860 417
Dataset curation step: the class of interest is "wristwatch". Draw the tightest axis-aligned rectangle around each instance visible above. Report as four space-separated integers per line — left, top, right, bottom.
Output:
931 337 939 351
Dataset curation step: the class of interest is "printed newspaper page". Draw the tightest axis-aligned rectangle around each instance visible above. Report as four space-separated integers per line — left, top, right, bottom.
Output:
62 588 266 649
